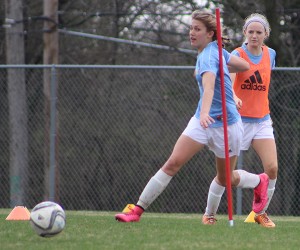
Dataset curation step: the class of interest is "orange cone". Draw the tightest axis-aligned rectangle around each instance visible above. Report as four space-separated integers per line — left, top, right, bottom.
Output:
6 206 30 220
244 210 256 223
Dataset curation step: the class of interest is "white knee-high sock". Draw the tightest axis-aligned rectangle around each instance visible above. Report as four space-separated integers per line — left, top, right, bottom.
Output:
137 169 172 210
261 178 277 214
204 179 225 216
236 170 260 188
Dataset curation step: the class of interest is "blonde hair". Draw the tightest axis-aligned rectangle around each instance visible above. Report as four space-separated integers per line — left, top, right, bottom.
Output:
243 13 271 37
192 10 217 41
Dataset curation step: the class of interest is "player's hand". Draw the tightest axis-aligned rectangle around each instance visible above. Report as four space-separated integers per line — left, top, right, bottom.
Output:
200 113 215 128
234 95 242 110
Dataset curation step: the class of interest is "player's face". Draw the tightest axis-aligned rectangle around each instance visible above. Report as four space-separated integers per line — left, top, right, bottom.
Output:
190 20 213 52
244 22 267 48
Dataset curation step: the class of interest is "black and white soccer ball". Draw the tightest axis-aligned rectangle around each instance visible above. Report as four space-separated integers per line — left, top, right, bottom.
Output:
30 201 66 237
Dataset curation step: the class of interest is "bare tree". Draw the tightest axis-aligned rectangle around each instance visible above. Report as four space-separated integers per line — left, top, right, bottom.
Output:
7 0 299 66
57 0 198 65
221 0 300 66
5 0 28 207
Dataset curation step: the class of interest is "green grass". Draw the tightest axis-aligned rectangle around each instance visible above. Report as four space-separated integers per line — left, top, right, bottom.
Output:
1 209 300 250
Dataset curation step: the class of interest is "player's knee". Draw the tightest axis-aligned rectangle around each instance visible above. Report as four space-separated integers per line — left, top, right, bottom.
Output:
217 176 227 186
162 158 182 176
265 162 278 179
217 172 239 186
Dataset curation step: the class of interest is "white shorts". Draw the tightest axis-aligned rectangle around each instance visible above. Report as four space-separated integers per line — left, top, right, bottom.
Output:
182 116 244 158
241 118 275 150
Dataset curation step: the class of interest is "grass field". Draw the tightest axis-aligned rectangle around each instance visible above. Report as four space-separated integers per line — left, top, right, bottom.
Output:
1 209 299 250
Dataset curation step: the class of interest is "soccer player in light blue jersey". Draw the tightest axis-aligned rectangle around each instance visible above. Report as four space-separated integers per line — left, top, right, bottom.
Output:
115 10 268 224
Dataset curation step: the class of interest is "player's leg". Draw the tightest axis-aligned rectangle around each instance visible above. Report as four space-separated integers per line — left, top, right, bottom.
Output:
252 138 277 227
202 156 237 225
203 120 268 224
202 120 242 224
252 138 277 185
203 160 269 224
115 134 204 222
241 120 275 227
138 134 204 209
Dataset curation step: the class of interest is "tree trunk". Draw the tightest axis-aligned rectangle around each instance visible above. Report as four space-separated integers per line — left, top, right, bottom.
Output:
5 0 28 207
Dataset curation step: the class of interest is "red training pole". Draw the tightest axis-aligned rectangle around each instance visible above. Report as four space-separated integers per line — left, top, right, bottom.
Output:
215 8 234 226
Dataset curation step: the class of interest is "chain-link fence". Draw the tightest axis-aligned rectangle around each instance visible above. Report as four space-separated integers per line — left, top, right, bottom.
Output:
0 65 299 215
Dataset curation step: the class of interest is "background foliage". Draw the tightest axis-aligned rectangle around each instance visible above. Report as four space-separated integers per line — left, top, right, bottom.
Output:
0 1 299 215
1 0 300 66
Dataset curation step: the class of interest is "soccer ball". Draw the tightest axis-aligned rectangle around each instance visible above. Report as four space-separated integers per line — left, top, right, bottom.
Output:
30 201 66 237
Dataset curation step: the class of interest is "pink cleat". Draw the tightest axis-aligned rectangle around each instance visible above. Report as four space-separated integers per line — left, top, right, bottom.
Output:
115 205 144 223
252 173 269 213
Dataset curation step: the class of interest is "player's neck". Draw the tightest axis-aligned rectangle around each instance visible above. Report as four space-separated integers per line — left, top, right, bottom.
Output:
246 44 263 56
198 39 213 53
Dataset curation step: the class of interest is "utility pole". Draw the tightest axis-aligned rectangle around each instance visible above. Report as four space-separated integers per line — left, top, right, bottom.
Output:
43 0 59 201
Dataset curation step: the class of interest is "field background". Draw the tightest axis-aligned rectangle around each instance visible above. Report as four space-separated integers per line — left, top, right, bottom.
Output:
1 209 300 250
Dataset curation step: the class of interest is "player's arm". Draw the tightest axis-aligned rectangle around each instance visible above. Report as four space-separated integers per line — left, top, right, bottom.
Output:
200 71 215 128
227 55 249 73
230 73 242 110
